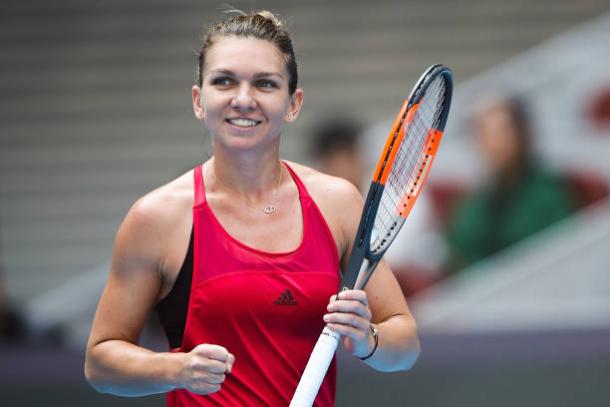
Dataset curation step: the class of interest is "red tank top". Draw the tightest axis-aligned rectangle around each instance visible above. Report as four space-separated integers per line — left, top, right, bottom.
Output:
166 162 340 406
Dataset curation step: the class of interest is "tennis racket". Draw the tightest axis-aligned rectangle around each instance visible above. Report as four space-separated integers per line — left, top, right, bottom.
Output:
289 64 453 407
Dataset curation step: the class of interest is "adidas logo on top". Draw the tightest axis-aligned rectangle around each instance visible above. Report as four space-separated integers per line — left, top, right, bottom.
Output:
274 289 298 306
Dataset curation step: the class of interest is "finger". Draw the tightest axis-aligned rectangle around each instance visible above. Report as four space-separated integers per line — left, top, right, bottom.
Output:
205 359 229 374
327 300 372 320
337 289 368 305
193 344 230 361
324 312 370 331
326 323 368 343
328 294 337 304
203 372 226 385
189 357 228 374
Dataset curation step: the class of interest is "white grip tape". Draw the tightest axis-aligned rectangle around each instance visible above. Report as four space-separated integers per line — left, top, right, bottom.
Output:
289 326 340 407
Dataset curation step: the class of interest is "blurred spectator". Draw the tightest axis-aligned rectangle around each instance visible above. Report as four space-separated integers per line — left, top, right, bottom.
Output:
0 269 26 343
444 94 575 273
311 118 446 296
310 118 365 192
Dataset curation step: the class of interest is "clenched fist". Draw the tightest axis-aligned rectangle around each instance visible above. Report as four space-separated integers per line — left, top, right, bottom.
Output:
176 344 235 395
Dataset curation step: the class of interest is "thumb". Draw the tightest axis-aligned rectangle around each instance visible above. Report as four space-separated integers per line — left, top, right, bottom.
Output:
226 353 235 374
341 336 354 353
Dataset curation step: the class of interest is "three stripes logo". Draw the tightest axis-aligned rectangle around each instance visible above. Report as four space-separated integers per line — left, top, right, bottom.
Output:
274 289 298 306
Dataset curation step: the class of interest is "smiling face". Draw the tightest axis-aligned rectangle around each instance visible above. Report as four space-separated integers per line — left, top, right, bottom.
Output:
192 36 303 152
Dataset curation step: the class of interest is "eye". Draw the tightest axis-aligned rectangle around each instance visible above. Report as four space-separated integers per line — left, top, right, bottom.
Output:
255 79 279 90
210 76 235 88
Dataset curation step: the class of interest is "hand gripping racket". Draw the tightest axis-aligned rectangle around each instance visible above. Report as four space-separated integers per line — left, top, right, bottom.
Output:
289 64 453 407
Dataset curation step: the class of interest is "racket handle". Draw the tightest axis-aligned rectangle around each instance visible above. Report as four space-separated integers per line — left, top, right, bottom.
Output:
289 326 340 407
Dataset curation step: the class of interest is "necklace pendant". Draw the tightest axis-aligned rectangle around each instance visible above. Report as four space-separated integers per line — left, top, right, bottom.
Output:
263 205 276 214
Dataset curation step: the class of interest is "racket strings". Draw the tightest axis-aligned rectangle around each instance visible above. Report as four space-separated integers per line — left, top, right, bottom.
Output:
371 76 447 253
393 77 445 197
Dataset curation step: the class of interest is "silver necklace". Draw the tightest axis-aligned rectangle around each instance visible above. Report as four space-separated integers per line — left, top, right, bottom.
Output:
262 162 283 214
210 162 283 215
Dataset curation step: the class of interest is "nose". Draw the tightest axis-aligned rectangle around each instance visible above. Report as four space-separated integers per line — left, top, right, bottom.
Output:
231 83 257 111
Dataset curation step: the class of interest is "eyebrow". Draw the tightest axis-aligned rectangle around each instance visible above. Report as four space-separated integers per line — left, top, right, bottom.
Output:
209 69 284 79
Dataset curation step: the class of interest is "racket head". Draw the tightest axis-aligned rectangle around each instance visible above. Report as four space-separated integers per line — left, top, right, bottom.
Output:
367 64 453 261
340 65 452 290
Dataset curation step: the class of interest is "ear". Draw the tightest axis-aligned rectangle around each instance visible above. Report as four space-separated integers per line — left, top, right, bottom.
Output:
284 88 304 123
192 85 205 121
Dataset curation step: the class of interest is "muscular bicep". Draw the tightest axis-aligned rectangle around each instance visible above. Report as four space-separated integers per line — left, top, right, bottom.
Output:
87 201 166 348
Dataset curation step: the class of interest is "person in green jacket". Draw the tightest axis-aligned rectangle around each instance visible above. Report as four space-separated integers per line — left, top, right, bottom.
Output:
445 94 574 273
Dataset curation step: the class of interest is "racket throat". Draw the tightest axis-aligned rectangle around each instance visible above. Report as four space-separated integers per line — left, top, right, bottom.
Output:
354 260 378 290
357 182 383 246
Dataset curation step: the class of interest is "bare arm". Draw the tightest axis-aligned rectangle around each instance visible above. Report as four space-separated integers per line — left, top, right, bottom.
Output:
84 195 234 396
355 261 420 372
322 178 420 372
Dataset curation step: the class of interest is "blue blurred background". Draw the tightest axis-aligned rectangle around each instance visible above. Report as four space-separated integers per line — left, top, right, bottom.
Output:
1 0 609 405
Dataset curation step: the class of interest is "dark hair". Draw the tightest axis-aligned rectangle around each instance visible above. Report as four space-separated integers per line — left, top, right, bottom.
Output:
197 10 298 95
495 95 532 165
311 118 362 158
504 95 531 146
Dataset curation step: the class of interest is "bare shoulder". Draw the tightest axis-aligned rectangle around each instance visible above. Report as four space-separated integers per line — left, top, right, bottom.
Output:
124 170 193 232
113 169 195 270
285 161 364 254
285 161 363 207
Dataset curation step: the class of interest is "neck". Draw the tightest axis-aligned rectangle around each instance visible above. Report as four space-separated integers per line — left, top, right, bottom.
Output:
208 147 283 203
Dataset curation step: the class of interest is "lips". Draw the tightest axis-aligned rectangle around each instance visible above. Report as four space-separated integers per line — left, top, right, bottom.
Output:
226 118 262 128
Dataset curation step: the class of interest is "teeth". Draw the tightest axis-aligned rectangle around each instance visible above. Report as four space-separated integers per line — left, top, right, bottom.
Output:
228 118 258 128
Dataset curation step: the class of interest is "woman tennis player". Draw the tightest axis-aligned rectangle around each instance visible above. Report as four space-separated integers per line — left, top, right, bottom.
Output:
85 10 419 406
